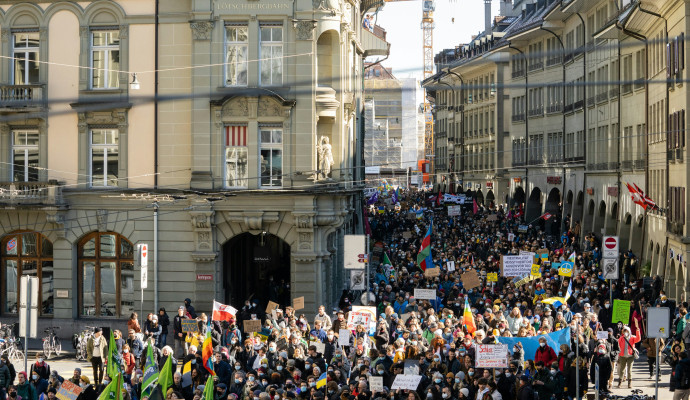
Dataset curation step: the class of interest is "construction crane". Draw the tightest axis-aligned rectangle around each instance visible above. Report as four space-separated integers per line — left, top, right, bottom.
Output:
380 0 436 184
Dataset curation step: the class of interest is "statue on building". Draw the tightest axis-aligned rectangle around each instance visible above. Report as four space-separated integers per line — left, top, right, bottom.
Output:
317 136 334 180
313 0 340 13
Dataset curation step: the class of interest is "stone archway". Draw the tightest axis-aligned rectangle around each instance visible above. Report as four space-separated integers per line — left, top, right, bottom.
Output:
545 188 561 235
526 187 543 223
223 232 291 309
592 201 606 238
606 202 618 235
583 199 595 234
486 190 495 208
475 190 485 205
512 186 526 208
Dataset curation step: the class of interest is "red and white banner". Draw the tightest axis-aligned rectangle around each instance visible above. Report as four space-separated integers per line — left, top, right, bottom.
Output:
225 126 247 147
212 300 238 322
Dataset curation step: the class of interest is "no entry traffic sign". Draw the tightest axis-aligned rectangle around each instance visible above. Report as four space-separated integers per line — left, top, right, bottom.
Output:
603 236 619 258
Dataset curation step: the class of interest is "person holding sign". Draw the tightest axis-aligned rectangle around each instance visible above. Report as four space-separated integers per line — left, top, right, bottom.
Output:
616 320 641 388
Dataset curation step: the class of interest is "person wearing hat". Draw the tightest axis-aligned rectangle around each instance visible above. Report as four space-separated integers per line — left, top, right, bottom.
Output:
16 372 36 400
68 369 81 385
76 376 96 400
458 387 470 400
590 343 612 392
86 328 107 386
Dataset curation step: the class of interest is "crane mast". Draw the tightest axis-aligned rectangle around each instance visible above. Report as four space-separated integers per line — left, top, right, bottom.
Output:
422 0 435 182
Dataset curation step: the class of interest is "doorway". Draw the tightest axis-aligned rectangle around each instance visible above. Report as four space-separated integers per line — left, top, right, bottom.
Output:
223 232 291 310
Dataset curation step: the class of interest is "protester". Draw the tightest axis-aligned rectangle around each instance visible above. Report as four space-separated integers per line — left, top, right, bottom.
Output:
86 328 107 386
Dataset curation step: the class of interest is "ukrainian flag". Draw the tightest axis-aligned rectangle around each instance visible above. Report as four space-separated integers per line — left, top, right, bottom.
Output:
316 372 327 389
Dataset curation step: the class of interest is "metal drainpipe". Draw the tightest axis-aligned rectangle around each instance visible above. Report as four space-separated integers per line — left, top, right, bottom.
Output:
576 12 587 244
540 27 567 232
154 0 159 188
509 44 528 204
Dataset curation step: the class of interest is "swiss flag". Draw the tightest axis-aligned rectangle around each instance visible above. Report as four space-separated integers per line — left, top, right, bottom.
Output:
541 212 552 220
212 300 238 322
626 182 647 209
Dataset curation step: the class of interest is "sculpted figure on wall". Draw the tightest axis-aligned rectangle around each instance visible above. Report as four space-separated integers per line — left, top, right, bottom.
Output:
317 136 334 180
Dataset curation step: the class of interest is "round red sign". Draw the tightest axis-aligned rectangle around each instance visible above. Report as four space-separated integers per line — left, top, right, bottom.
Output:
604 237 617 249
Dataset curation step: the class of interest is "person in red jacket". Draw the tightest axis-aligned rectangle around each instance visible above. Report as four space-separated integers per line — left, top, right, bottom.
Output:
617 320 641 388
534 336 557 367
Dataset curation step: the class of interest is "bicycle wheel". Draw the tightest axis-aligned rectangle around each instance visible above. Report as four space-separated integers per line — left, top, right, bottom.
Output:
10 349 23 365
43 340 52 360
54 337 61 357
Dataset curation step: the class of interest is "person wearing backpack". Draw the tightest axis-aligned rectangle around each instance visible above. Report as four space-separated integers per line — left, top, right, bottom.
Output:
673 351 690 400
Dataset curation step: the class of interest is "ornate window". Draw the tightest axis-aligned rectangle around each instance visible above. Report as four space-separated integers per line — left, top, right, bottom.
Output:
259 126 283 187
90 29 120 89
90 128 119 187
225 24 248 87
224 125 248 188
260 24 283 86
11 130 39 182
78 232 134 317
12 32 40 85
1 232 53 315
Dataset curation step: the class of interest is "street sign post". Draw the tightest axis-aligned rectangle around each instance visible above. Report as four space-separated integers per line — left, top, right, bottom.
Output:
19 275 38 374
648 307 669 400
602 258 619 279
136 243 149 331
603 236 619 258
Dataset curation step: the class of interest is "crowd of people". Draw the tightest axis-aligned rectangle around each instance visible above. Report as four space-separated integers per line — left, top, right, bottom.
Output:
2 189 689 400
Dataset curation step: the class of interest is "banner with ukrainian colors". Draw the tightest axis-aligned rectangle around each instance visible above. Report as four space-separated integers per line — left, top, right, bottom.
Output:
497 327 571 361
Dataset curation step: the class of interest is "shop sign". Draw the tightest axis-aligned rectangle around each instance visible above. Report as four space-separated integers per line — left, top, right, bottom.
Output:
586 187 594 195
486 182 494 190
546 176 562 184
607 186 618 197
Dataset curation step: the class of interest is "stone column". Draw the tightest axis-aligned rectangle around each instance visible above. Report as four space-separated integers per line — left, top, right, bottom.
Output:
190 208 217 305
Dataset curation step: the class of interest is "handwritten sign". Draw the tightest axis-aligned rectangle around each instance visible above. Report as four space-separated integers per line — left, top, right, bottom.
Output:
56 380 83 400
391 374 423 390
265 301 279 314
369 376 384 392
487 214 498 221
181 319 198 333
424 267 441 277
347 311 371 330
244 319 262 333
612 299 631 324
403 231 413 239
475 344 509 368
531 264 542 277
596 331 609 340
338 329 350 346
502 254 533 277
487 273 498 282
448 206 462 216
414 288 437 300
310 341 326 354
293 297 305 310
461 270 480 289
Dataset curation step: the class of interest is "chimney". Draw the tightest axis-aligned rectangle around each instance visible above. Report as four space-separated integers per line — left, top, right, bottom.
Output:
485 0 492 33
500 0 512 16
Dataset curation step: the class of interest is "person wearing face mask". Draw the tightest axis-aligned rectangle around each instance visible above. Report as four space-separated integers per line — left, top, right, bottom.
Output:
616 321 641 388
121 344 136 383
534 337 557 368
532 361 555 400
590 344 612 392
548 361 565 400
496 368 516 400
597 301 614 331
29 354 50 381
228 372 245 398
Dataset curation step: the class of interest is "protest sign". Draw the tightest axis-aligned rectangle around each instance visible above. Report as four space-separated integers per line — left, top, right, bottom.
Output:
403 231 412 239
244 320 262 333
447 260 456 271
536 249 549 262
414 288 437 300
265 301 279 314
404 359 420 375
612 299 631 324
448 206 462 216
310 341 326 354
502 254 533 277
507 233 515 241
558 263 573 277
338 329 351 346
56 380 82 400
596 331 609 340
391 374 423 390
369 376 384 393
487 273 498 282
461 270 481 289
347 311 371 330
551 262 562 270
475 344 509 368
487 214 498 221
293 297 305 310
531 264 542 277
181 319 198 333
514 274 537 287
517 225 529 233
352 306 377 334
424 267 441 277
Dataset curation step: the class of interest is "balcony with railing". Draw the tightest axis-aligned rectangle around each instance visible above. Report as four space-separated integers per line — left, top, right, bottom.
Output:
512 113 525 122
596 91 608 103
564 103 574 113
512 70 525 79
574 99 584 110
633 159 645 169
610 87 619 98
528 61 544 72
0 181 63 206
587 96 595 107
528 107 544 117
547 104 563 114
0 85 45 111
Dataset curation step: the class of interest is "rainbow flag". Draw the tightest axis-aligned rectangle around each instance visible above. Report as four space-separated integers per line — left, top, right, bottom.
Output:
416 223 433 271
201 320 215 376
463 297 476 336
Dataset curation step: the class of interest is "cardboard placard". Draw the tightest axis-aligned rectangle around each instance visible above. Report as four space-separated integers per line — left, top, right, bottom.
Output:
475 344 509 368
536 248 549 261
265 301 279 314
244 319 262 333
181 319 198 333
310 341 326 354
293 297 305 310
612 299 631 324
391 374 423 390
56 380 83 400
403 231 413 239
369 376 384 393
487 273 498 282
338 329 351 346
487 214 498 221
461 269 480 289
502 254 534 277
414 288 437 300
424 267 441 277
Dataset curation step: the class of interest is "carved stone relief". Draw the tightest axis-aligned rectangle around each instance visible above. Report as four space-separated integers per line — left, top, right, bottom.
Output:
295 20 316 41
257 97 282 117
190 21 214 40
190 210 216 262
222 98 249 117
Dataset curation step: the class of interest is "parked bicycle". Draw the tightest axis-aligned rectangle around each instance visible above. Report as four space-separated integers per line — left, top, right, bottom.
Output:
73 326 96 361
0 324 24 366
42 326 61 359
599 389 656 400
